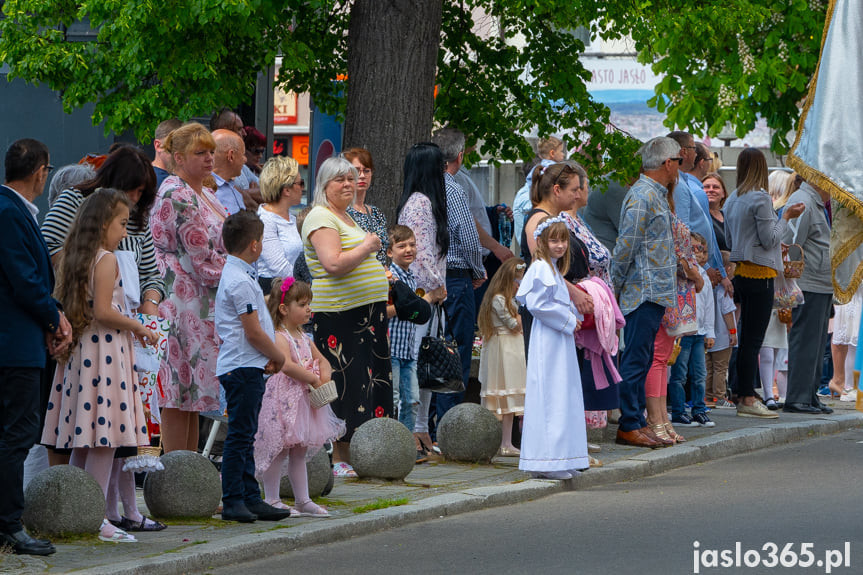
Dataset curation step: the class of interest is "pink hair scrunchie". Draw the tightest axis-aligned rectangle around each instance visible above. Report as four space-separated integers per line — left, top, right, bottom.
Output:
280 276 296 304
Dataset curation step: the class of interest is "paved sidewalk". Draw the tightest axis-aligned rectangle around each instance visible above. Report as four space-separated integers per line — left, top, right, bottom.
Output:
4 401 861 575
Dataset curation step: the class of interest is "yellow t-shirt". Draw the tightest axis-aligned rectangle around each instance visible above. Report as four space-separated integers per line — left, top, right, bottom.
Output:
301 206 389 312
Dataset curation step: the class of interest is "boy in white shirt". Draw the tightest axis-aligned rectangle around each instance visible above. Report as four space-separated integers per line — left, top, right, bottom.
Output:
215 210 289 523
669 233 716 427
706 252 738 409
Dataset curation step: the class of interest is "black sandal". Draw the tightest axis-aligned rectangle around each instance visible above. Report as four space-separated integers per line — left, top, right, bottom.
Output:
110 516 167 532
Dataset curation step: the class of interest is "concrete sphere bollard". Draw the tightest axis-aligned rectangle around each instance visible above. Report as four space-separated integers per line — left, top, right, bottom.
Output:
143 450 222 518
437 403 502 463
23 465 105 535
279 447 333 499
349 418 415 480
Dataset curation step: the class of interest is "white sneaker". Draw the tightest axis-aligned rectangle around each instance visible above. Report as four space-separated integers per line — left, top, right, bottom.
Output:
840 390 857 402
737 400 779 419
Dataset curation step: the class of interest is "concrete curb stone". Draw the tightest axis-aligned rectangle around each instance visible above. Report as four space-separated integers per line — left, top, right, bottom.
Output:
66 412 863 575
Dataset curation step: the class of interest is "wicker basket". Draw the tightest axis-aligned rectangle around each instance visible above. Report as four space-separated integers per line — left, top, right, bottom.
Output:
137 439 162 459
782 244 804 279
309 380 338 409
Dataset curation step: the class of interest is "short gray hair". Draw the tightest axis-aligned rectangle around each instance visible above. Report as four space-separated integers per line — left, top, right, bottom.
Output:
313 156 357 208
431 127 465 163
639 137 681 171
48 164 96 207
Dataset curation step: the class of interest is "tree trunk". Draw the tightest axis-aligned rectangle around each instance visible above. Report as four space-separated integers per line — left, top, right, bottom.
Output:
344 0 443 225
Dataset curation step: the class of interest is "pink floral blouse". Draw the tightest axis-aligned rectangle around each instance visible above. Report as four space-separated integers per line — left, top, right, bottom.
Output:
398 192 446 292
150 176 227 412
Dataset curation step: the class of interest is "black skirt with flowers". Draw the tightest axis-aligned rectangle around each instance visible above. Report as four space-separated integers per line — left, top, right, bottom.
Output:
312 301 393 441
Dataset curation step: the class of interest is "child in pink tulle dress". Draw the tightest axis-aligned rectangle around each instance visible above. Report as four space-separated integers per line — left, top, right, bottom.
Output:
255 278 345 517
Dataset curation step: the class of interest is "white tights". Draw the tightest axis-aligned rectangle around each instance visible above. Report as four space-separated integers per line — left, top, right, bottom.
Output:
106 460 144 523
758 347 787 400
260 446 310 505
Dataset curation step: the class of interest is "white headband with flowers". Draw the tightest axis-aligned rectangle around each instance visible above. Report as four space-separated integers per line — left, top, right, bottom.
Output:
533 216 566 240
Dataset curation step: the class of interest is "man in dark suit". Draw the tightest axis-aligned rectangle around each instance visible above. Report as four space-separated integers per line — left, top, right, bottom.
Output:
0 138 71 556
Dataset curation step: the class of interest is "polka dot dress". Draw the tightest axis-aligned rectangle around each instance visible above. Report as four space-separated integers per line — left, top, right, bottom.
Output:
41 250 149 450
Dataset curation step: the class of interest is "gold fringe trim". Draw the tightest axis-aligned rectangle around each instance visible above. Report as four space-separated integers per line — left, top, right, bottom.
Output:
831 229 863 303
787 0 863 300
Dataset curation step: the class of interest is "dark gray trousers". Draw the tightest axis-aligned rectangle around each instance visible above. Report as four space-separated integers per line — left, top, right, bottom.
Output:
785 291 833 406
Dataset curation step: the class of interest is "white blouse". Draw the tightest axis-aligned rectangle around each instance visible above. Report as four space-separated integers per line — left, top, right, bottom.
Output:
257 204 303 278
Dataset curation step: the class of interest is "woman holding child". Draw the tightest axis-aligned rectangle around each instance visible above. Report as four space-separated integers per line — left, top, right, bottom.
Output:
302 156 391 477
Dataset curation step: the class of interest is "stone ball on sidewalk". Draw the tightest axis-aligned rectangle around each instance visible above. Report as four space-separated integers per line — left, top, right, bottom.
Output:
23 465 105 535
437 402 502 463
280 447 333 499
349 417 415 480
143 450 221 518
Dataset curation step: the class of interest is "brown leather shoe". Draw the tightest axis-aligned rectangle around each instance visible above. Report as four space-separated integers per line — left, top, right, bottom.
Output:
641 425 673 447
615 428 662 448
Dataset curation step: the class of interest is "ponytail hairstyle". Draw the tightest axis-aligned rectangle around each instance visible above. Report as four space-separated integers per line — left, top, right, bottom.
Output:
477 257 526 339
533 217 571 277
529 162 581 207
55 189 131 359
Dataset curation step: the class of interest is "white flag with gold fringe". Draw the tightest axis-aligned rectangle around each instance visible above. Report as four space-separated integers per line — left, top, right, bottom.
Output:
787 0 863 305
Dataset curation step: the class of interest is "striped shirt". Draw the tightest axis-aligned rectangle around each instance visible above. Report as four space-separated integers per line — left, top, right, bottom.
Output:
301 206 389 312
388 263 418 360
40 187 165 300
444 172 484 279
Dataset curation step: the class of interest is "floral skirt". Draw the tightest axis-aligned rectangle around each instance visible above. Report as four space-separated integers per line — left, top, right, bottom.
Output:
312 302 392 441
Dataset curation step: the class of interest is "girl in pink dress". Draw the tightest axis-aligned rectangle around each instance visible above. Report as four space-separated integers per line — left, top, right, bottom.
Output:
255 278 345 517
42 189 157 541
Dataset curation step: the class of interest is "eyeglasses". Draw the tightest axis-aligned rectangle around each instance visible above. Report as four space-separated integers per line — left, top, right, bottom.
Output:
667 157 684 165
294 179 305 188
355 168 372 176
46 164 55 172
250 148 265 155
682 145 697 150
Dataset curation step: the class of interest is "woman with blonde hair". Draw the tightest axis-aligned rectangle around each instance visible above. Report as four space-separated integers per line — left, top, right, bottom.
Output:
150 122 227 452
256 156 305 293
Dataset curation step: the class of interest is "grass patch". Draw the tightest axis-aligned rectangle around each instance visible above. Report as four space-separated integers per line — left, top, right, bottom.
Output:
159 516 230 528
30 531 98 545
351 497 410 514
312 497 350 508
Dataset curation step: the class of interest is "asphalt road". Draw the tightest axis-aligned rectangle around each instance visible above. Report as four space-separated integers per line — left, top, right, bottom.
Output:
206 428 863 575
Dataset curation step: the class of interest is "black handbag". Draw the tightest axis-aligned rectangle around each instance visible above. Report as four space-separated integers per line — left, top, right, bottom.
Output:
417 305 465 394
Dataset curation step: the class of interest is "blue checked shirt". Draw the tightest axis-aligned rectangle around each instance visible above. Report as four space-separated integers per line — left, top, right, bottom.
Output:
611 174 676 315
445 172 485 280
389 263 419 360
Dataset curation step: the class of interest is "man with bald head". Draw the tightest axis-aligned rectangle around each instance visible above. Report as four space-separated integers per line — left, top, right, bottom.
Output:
213 129 249 215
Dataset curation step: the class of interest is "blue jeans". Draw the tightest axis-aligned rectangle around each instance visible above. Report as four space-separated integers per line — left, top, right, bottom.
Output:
392 357 419 432
438 273 476 421
668 335 707 418
218 367 265 506
618 302 666 432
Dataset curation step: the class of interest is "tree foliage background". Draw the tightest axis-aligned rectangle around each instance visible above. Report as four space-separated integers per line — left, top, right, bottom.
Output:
0 0 827 187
